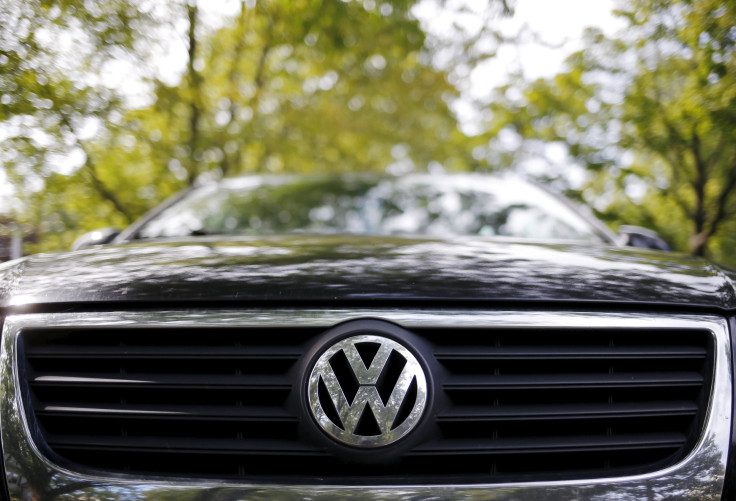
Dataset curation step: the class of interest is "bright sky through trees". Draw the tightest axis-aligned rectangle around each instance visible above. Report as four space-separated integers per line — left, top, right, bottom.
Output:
0 0 620 213
415 0 623 133
87 0 623 129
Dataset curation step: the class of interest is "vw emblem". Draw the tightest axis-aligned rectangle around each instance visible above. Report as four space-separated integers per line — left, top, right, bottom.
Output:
307 334 428 447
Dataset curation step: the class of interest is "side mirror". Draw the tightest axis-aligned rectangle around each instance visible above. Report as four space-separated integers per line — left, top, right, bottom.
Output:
71 227 121 250
618 225 670 251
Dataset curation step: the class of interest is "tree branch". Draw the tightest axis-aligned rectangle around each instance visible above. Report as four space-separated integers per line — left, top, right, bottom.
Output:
639 89 695 220
252 19 273 93
690 130 707 235
637 139 692 219
650 81 698 189
705 146 736 240
666 182 693 219
220 0 250 176
58 114 135 223
186 0 201 185
706 131 727 173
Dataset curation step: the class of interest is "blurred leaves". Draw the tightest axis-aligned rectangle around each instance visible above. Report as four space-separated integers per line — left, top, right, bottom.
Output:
481 0 736 263
1 0 477 252
1 0 163 249
6 0 736 267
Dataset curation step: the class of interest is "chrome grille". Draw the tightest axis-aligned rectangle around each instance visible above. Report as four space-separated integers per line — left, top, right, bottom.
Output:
18 313 714 483
413 326 710 477
22 326 323 477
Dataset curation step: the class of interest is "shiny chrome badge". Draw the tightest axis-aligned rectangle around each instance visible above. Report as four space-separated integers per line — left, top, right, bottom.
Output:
308 334 427 447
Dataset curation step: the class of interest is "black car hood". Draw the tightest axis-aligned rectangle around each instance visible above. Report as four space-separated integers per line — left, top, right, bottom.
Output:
1 235 734 309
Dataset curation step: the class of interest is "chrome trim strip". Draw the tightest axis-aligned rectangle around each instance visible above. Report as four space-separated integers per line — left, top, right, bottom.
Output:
2 310 731 501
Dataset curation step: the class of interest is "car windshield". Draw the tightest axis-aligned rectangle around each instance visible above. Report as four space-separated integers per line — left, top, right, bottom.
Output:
135 174 606 242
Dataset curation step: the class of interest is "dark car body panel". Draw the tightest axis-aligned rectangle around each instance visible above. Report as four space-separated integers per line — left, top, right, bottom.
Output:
1 235 734 310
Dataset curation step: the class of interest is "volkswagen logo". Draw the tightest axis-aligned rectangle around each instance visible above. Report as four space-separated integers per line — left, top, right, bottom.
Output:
307 333 428 448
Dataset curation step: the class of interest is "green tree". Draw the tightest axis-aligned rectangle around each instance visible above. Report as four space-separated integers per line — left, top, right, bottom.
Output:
481 0 736 262
3 0 483 253
619 0 736 258
129 0 469 180
0 0 164 250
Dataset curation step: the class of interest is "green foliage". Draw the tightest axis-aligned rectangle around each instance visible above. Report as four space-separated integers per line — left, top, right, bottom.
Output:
483 0 736 263
20 0 736 265
0 0 162 250
2 0 475 254
167 0 466 177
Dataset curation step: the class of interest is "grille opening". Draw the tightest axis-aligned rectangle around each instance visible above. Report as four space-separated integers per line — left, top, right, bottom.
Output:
28 357 298 375
48 448 682 483
30 386 290 407
418 327 706 348
40 415 299 440
20 323 713 484
438 415 695 439
445 386 702 406
22 327 323 348
438 357 706 375
489 449 678 476
51 450 331 478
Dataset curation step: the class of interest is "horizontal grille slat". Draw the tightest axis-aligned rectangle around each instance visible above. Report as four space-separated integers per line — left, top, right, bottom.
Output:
436 401 699 422
36 404 296 421
20 320 714 484
30 373 291 389
435 345 707 360
444 372 703 390
26 345 302 359
47 435 326 455
411 433 688 455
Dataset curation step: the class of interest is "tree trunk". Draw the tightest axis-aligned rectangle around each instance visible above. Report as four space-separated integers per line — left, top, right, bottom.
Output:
186 1 201 186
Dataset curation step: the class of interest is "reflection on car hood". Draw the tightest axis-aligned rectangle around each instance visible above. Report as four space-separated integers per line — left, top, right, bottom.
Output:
1 235 734 309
